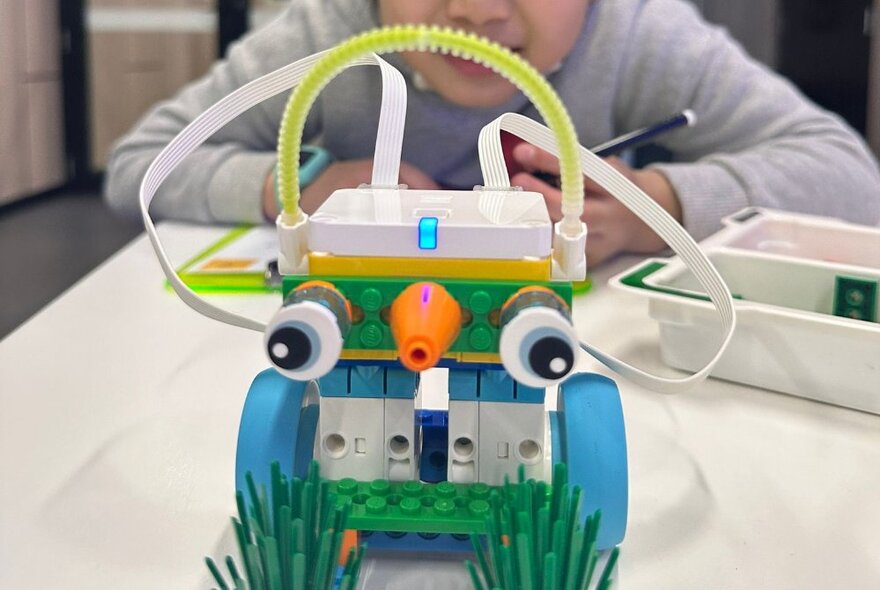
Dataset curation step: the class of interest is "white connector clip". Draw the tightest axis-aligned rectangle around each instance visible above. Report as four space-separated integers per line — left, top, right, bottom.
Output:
276 212 310 275
551 221 587 281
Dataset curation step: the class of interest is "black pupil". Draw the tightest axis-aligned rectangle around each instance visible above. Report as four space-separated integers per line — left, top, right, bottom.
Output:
528 336 573 379
268 327 312 370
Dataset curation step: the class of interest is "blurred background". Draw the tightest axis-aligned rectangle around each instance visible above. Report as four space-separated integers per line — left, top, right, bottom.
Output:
1 0 878 338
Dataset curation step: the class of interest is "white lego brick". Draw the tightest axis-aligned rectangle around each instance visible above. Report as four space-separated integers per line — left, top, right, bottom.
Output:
384 397 418 481
318 397 384 481
478 402 551 485
276 212 310 275
551 221 587 281
308 188 552 260
447 400 479 483
417 368 449 411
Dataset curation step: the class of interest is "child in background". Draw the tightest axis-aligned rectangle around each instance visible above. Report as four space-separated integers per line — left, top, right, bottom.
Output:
104 0 880 267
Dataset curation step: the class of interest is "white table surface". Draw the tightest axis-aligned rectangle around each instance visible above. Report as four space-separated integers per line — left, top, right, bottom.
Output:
1 223 878 589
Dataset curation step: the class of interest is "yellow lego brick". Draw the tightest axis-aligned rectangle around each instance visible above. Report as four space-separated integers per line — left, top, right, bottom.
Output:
457 352 502 364
309 253 551 281
340 350 399 361
340 349 501 365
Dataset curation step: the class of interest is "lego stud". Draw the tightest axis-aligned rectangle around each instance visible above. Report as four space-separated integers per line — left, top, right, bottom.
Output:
264 281 352 380
390 282 462 371
499 286 578 388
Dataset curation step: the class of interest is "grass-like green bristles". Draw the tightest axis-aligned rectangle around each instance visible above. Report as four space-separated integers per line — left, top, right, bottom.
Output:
205 461 364 590
207 461 616 589
465 464 619 590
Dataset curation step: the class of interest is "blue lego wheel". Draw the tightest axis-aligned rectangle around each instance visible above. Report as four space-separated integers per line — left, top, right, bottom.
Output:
235 368 319 493
555 372 628 549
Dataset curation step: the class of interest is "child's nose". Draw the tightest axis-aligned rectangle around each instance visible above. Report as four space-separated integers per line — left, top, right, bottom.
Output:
446 0 513 27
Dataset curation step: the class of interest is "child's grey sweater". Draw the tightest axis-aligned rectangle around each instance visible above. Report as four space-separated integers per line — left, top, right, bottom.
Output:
105 0 880 241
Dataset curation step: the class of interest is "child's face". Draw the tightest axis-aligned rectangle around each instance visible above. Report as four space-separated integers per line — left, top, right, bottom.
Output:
378 0 591 107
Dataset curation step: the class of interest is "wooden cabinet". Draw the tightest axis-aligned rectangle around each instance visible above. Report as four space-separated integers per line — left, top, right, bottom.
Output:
0 0 65 205
86 0 216 170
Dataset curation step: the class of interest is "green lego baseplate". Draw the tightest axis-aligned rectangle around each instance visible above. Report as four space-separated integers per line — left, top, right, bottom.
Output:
282 276 573 356
328 477 530 535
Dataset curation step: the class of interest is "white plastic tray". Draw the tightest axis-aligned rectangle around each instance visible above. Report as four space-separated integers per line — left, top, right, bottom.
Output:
612 208 880 414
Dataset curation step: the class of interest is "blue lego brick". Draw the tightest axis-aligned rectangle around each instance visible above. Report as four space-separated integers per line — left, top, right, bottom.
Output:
358 531 474 554
385 367 418 398
477 370 512 402
319 366 418 398
512 373 545 404
417 410 449 483
435 358 504 371
350 365 384 396
448 369 545 402
318 367 349 397
449 369 479 401
479 369 545 403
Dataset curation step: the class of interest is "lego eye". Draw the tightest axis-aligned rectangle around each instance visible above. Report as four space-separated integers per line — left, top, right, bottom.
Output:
264 282 351 380
499 288 578 388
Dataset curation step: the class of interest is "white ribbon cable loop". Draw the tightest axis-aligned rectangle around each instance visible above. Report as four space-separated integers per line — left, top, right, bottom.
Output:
139 53 407 332
478 113 736 393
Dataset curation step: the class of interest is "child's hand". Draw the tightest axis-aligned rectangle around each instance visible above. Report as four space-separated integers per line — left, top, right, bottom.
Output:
263 159 439 218
511 144 682 267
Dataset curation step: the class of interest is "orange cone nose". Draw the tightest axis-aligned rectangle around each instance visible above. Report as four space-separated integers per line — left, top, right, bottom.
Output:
390 282 462 371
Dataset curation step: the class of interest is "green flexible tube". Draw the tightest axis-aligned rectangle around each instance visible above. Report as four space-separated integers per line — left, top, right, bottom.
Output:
277 25 584 234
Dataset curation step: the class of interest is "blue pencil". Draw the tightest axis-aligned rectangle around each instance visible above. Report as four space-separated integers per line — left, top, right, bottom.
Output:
532 110 695 187
591 109 696 157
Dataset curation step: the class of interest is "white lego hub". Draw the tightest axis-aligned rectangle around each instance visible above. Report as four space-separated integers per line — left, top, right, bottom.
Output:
307 187 553 260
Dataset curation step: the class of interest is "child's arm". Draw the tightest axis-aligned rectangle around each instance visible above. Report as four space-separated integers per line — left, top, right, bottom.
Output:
103 1 372 224
613 0 880 242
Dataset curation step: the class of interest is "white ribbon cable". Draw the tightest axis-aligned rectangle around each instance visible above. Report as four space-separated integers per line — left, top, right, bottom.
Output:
478 113 736 393
139 52 408 332
371 60 407 186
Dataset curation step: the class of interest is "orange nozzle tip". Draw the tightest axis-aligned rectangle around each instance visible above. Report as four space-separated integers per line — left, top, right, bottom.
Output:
399 338 437 372
390 282 461 371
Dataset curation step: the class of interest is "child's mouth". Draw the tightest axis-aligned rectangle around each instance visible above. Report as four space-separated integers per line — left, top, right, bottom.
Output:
443 48 522 77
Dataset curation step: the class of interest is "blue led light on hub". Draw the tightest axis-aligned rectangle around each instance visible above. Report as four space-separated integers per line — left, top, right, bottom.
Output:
418 217 439 250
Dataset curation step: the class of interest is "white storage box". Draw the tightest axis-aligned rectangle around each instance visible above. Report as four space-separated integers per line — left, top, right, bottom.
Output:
612 208 880 414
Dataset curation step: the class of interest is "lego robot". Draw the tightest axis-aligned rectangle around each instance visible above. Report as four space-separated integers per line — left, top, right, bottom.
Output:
136 25 741 556
235 185 628 550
